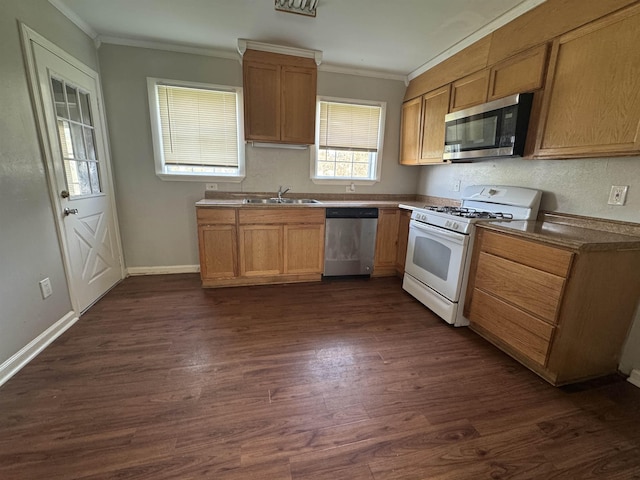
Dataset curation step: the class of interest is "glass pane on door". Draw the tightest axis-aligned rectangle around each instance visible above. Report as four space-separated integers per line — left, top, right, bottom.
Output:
51 76 102 197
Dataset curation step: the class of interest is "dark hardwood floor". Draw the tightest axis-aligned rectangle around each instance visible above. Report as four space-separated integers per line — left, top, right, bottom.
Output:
1 275 639 479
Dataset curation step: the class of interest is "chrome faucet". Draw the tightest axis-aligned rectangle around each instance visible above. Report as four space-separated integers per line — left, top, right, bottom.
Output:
277 185 290 202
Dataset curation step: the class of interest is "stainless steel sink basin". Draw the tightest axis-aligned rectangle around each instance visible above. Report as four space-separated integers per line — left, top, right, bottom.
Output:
242 198 321 204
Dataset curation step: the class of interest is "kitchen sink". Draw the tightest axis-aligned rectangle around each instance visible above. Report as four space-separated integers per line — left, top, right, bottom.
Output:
242 198 321 204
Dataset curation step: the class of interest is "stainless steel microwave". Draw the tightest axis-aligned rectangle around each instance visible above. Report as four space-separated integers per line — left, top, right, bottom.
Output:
443 93 534 161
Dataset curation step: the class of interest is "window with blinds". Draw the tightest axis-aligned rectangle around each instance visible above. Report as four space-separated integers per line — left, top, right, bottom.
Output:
314 98 385 182
147 78 244 181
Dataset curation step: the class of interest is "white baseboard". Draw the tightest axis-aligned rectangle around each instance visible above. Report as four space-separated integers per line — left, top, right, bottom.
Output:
127 265 200 276
0 311 78 388
628 369 640 389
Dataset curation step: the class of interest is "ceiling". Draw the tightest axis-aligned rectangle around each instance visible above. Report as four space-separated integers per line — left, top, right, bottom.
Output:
50 0 546 80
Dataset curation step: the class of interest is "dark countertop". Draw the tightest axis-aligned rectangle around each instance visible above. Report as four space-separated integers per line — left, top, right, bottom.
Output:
477 220 640 252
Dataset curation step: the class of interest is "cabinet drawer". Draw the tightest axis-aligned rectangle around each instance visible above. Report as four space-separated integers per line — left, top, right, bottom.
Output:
480 230 573 277
475 252 565 324
239 208 325 225
470 289 553 367
197 208 236 225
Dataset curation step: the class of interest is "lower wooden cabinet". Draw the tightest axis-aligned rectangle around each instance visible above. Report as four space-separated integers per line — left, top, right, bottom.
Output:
395 209 411 274
373 208 401 277
197 208 238 281
239 224 283 276
284 224 325 274
465 227 640 385
198 206 412 286
198 206 324 287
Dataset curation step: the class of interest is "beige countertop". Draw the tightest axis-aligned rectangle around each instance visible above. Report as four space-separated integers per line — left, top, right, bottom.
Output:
196 198 425 209
477 220 640 252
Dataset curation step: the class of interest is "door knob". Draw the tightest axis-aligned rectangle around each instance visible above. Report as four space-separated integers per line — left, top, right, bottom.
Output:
64 208 79 216
60 190 70 198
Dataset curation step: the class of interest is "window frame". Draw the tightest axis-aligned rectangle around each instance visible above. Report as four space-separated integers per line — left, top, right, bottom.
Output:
311 95 386 186
147 77 245 182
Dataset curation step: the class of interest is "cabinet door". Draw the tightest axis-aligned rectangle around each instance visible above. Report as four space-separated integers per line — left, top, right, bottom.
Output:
243 61 280 141
198 225 237 280
374 209 400 275
281 65 317 144
535 4 640 158
420 85 451 163
239 225 283 276
395 209 411 274
284 224 325 274
399 97 422 165
449 70 489 112
488 44 548 101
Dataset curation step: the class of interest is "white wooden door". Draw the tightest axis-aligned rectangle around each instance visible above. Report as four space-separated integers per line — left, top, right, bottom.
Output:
28 38 123 313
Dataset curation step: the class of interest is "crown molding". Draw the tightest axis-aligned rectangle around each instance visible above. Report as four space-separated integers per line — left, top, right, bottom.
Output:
98 36 405 82
408 0 547 81
238 39 322 65
98 36 239 60
48 0 98 39
318 64 407 84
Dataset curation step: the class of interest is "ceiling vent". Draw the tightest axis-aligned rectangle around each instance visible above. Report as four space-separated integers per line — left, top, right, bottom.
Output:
275 0 318 17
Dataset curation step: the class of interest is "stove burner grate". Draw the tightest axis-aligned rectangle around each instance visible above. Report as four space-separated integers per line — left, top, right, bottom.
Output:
423 205 513 220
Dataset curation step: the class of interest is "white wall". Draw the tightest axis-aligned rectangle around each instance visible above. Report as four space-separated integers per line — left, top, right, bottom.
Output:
0 1 99 366
416 157 640 375
97 44 416 269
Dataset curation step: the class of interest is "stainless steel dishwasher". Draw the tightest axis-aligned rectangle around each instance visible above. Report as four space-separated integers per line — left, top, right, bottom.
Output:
323 207 378 277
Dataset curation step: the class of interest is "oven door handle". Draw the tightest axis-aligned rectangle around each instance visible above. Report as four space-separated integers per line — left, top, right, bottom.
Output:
409 220 468 245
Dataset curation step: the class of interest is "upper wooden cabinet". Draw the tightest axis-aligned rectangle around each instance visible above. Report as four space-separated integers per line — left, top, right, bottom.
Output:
449 45 548 112
449 70 490 112
399 86 450 165
534 4 640 158
488 44 548 101
420 85 451 163
242 49 317 144
399 97 422 165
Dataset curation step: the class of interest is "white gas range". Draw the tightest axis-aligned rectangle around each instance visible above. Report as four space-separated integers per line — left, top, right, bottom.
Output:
402 185 542 327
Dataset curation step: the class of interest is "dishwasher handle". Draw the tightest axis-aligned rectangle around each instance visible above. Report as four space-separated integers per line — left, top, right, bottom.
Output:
325 207 379 219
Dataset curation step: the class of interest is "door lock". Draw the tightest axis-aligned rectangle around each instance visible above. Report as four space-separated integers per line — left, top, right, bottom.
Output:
64 208 79 216
60 190 70 198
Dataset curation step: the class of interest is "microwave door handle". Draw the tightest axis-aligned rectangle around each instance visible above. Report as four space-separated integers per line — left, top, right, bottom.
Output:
410 221 467 245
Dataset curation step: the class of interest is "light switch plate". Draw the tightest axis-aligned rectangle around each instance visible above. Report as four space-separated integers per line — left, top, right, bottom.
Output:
608 185 628 206
39 278 52 299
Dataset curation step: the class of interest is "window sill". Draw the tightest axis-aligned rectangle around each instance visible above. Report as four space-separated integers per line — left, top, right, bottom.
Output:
156 172 245 183
311 178 379 186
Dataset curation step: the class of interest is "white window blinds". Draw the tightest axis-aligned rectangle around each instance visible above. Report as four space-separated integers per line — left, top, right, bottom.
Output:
318 101 382 152
157 85 239 167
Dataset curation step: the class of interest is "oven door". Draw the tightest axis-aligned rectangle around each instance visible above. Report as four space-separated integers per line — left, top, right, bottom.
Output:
404 220 469 302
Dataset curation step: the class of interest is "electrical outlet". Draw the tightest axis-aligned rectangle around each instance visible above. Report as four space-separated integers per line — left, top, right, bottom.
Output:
39 278 52 299
608 185 628 206
205 183 218 191
453 180 461 192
